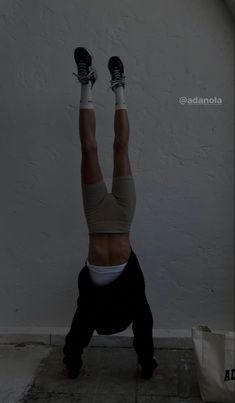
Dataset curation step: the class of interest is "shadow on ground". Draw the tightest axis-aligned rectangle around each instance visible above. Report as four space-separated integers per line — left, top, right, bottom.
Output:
18 346 204 402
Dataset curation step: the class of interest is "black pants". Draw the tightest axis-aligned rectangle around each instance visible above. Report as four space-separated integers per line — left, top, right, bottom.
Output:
63 249 157 369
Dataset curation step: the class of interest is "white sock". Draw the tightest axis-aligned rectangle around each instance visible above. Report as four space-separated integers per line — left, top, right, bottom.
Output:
80 81 94 109
114 85 127 110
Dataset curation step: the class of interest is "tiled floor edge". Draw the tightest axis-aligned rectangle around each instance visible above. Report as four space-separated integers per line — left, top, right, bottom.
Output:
0 327 193 348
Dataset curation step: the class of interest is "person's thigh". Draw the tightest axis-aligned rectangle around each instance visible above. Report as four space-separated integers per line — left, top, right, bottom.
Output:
111 175 136 218
81 148 104 184
112 148 132 177
82 180 108 213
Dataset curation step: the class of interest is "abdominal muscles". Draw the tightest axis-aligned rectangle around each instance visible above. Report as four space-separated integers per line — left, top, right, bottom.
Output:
88 233 131 266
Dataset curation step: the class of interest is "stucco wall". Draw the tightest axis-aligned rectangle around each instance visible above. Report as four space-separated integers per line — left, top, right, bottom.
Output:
0 0 234 334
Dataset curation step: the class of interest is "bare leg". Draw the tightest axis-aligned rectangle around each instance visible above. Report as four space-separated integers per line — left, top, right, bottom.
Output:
79 108 103 184
113 109 132 177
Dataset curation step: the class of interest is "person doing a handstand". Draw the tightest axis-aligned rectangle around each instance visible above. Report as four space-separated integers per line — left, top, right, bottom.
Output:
62 47 158 380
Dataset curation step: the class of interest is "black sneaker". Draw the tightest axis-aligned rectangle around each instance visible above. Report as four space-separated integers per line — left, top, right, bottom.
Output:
73 47 97 87
108 56 126 91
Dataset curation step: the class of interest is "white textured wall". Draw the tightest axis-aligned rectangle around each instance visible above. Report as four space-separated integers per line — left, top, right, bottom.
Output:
0 0 234 333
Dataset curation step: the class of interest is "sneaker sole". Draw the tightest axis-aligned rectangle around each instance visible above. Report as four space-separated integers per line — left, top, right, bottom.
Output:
73 47 97 85
74 47 95 67
108 56 124 74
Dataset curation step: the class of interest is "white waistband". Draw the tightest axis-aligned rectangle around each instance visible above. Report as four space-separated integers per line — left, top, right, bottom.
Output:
86 260 127 286
86 260 127 273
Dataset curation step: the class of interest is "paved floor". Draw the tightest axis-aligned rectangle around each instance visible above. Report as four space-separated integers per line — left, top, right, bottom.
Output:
0 343 204 403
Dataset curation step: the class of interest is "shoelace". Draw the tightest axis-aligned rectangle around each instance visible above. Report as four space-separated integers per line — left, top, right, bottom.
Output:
113 68 121 81
77 61 88 78
110 68 125 88
72 62 94 80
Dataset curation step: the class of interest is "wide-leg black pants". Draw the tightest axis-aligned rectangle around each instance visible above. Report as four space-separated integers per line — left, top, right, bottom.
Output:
63 249 157 371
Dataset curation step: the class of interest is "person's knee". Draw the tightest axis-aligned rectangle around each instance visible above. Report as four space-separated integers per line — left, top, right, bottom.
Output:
81 141 97 154
113 138 129 151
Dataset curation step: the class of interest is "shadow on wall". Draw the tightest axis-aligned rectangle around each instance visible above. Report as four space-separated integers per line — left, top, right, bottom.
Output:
224 0 235 16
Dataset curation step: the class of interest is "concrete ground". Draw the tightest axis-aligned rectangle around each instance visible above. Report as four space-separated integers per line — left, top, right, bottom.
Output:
0 341 205 403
